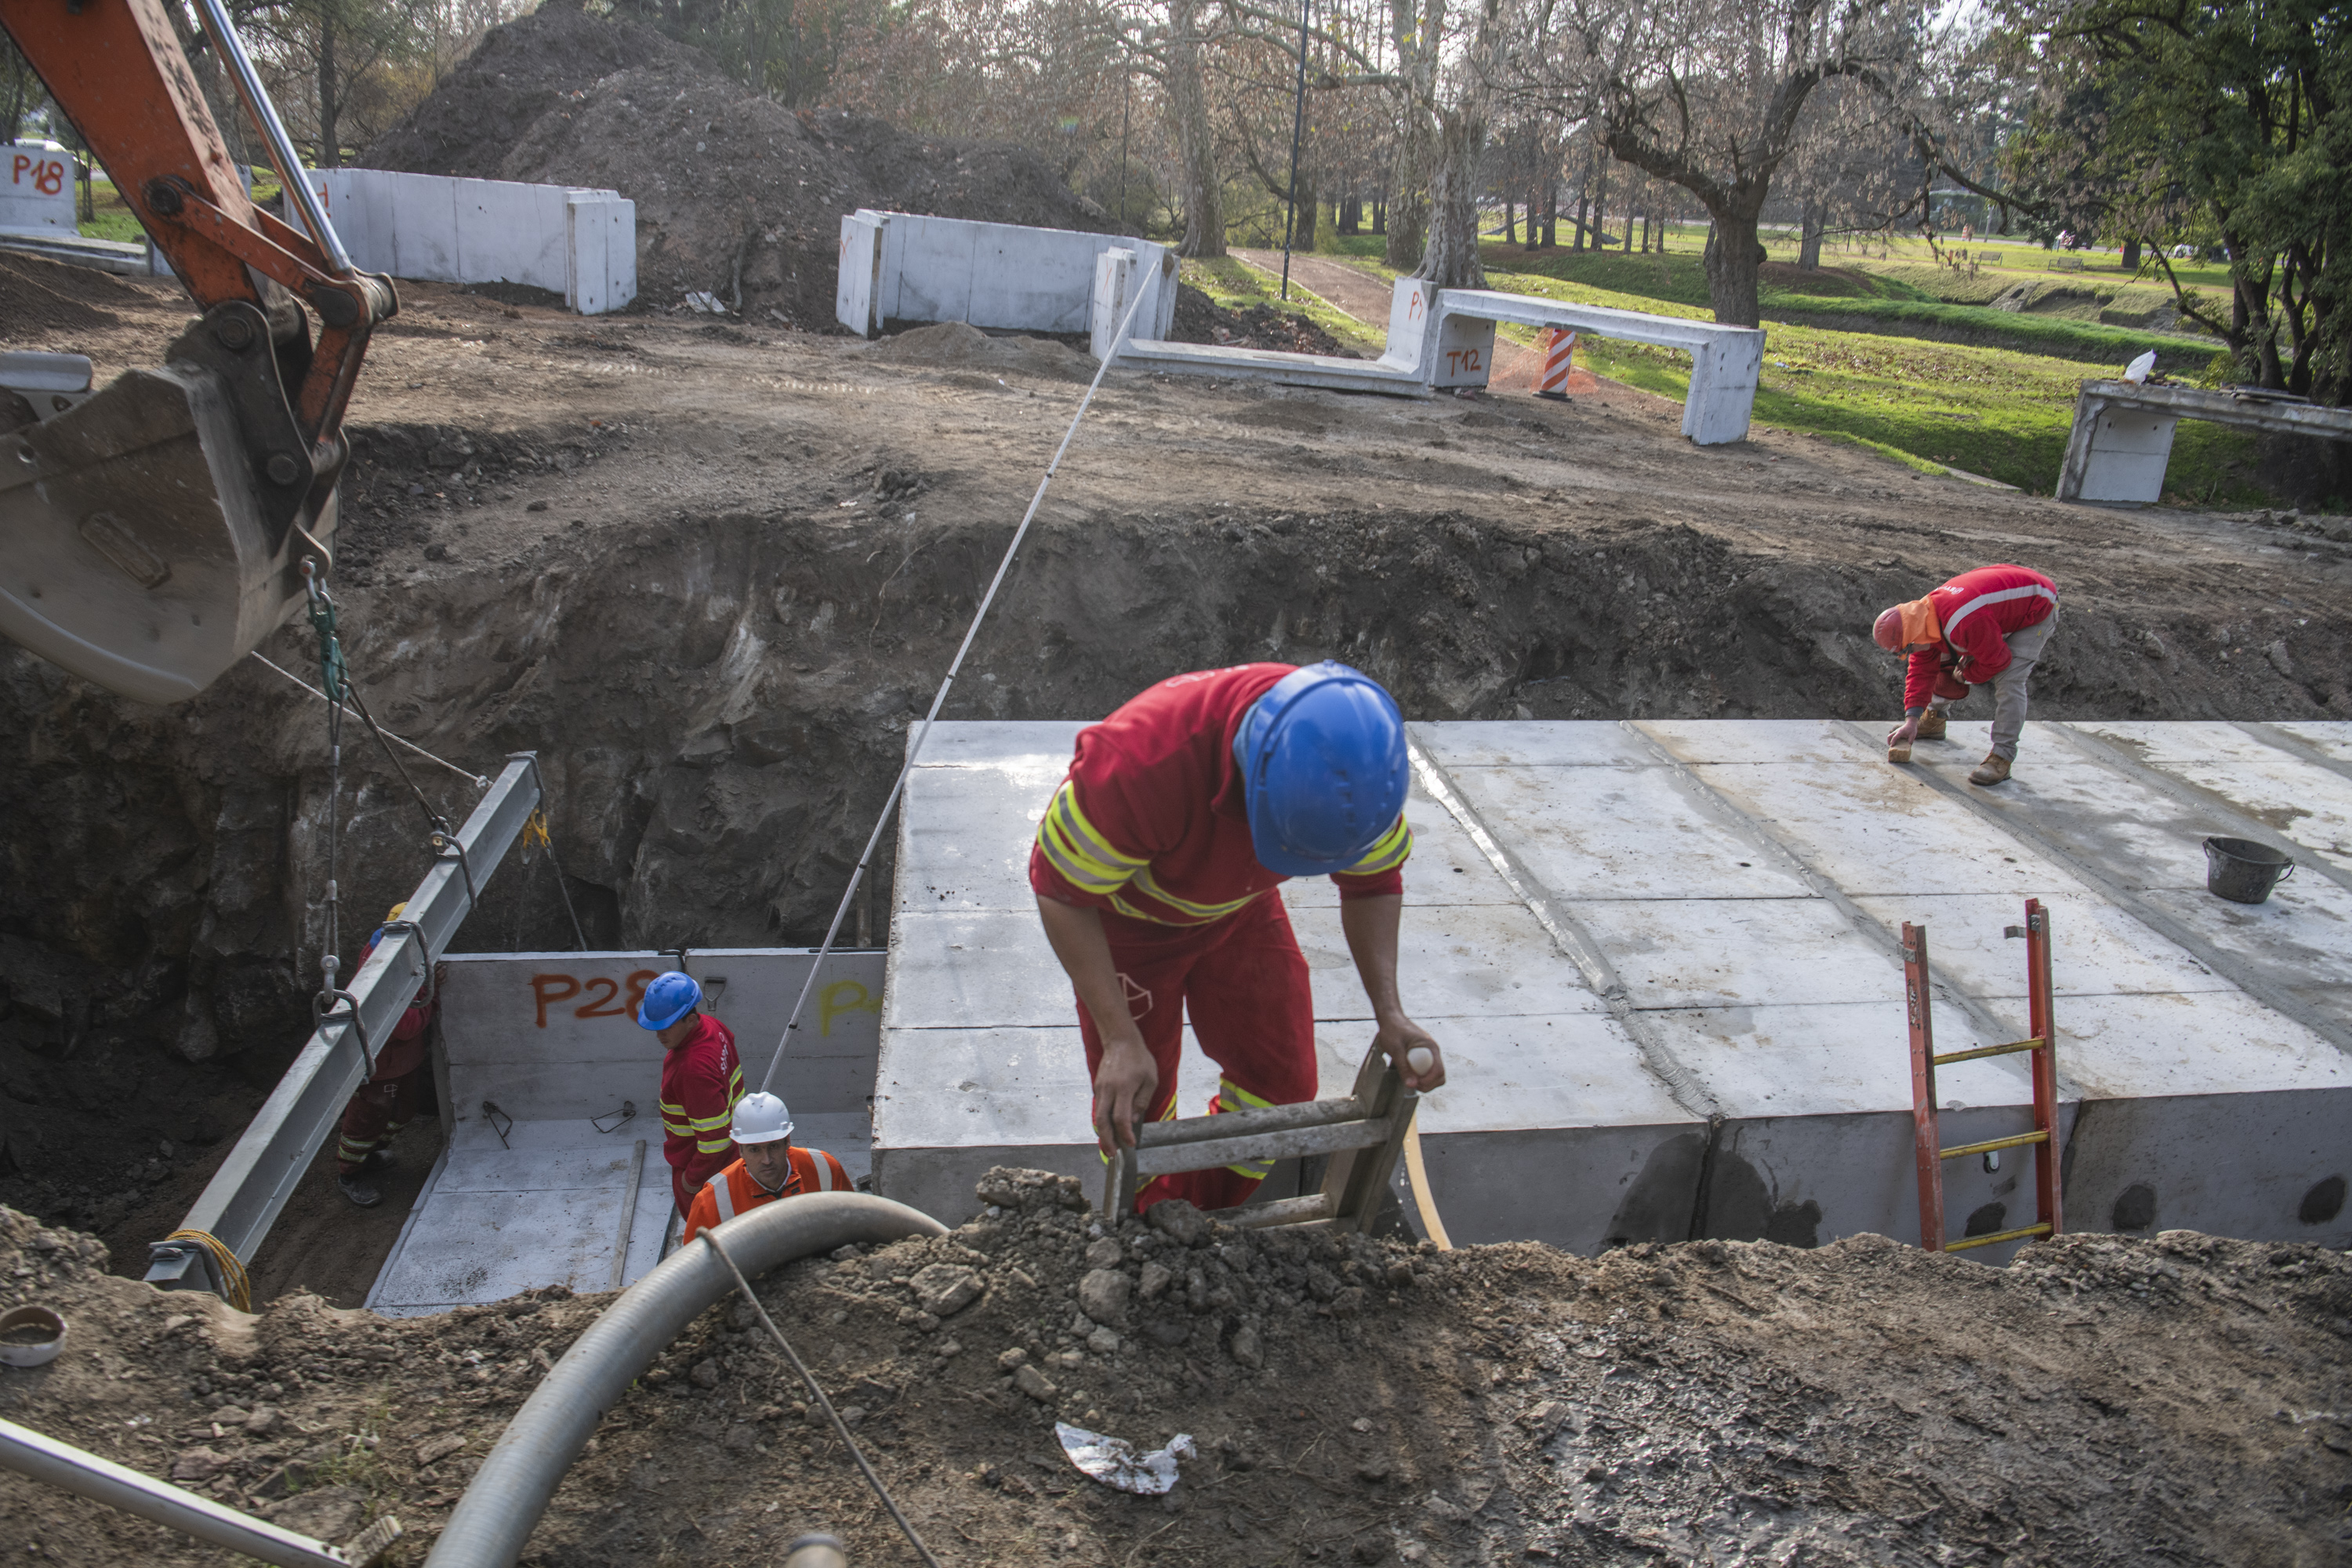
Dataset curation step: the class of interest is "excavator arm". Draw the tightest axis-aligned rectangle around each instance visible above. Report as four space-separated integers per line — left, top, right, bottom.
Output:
0 0 394 705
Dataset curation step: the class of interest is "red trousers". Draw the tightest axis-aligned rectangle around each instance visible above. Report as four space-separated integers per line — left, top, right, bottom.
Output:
337 1071 420 1174
1080 891 1318 1214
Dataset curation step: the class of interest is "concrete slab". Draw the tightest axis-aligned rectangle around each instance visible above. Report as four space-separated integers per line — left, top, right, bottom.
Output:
879 720 2352 1254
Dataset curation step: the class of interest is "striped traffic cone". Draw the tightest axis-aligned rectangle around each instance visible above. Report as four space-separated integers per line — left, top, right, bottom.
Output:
1535 327 1576 400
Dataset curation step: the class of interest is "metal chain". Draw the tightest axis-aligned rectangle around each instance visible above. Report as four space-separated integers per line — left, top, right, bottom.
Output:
526 809 590 951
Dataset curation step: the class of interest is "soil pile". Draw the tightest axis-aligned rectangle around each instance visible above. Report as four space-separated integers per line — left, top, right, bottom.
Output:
360 2 1108 328
4 1181 2350 1564
1171 281 1359 356
869 321 1097 382
0 250 127 343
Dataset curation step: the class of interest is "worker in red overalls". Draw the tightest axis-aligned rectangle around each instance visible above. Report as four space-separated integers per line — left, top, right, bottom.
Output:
336 903 437 1208
1877 564 2060 786
679 1092 852 1245
1030 662 1446 1215
641 971 743 1216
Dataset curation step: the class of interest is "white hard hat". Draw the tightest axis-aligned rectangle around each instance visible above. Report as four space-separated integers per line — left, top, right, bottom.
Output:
731 1091 793 1145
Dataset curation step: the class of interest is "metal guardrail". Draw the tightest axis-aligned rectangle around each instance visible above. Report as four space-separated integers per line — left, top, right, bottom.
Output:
145 753 543 1294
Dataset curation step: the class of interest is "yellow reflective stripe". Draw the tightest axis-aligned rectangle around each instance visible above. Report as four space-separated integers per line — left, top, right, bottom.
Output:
1126 867 1261 922
696 1135 734 1153
1036 782 1149 895
688 1110 734 1131
658 1100 686 1115
1339 815 1412 877
1214 1080 1275 1177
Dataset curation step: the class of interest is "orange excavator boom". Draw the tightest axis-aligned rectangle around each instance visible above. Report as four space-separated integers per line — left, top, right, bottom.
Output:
0 0 395 704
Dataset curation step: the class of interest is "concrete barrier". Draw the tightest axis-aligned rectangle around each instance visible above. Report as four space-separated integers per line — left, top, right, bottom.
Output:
304 169 635 314
2058 379 2352 504
836 209 1174 341
1 143 75 238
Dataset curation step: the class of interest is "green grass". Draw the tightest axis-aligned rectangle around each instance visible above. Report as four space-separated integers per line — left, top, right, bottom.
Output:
1272 241 2266 504
1180 255 1389 356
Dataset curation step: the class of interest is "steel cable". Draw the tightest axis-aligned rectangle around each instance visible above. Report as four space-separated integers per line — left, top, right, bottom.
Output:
759 274 1159 1092
702 1230 945 1568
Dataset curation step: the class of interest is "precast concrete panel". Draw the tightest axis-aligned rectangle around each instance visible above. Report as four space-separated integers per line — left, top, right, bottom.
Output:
2071 720 2352 875
2060 1087 2352 1248
2274 722 2352 764
887 216 978 325
884 720 2352 1257
387 170 458 281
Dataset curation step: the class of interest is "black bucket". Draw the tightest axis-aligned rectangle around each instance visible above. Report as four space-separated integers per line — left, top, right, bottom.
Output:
2203 836 2296 905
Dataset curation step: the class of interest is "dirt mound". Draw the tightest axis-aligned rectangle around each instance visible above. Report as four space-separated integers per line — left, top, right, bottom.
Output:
0 250 128 342
5 1180 2349 1565
1171 281 1358 356
360 2 1108 328
868 321 1095 381
1758 261 1878 297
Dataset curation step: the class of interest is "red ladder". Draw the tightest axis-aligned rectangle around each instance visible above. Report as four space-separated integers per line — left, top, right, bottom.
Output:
1903 898 2062 1253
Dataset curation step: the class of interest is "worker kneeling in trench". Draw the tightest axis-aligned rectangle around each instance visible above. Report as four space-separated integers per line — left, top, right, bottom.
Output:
1031 662 1447 1215
679 1092 852 1243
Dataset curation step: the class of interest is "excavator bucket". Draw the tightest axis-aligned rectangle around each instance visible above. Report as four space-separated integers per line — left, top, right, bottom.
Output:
0 327 336 707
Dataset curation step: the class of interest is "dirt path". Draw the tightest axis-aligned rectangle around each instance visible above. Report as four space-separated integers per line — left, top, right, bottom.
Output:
1230 247 1621 397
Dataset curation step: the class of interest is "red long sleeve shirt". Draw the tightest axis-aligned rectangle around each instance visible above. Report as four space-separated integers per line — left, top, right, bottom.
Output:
1904 564 2058 713
358 928 434 1083
658 1013 742 1214
1028 664 1411 927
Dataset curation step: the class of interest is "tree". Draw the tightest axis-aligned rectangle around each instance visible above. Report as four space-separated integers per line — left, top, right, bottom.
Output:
247 0 434 165
1994 0 2350 405
1527 0 1931 325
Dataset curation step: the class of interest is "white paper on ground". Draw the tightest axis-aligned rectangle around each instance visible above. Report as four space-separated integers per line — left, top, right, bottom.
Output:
1054 1421 1197 1494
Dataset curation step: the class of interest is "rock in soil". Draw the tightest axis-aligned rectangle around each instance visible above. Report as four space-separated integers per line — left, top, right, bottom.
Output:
3 1185 2350 1564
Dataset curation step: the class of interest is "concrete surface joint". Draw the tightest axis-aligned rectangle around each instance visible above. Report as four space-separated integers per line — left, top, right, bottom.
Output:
1835 719 2350 1054
2232 720 2352 789
146 756 543 1293
1623 720 2049 1091
423 1192 946 1568
0 1415 359 1568
2045 723 2352 902
1406 734 1722 1120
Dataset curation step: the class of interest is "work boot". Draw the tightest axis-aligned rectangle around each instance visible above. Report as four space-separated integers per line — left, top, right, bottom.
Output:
1969 753 2013 787
357 1148 395 1174
1915 710 1948 740
337 1172 383 1208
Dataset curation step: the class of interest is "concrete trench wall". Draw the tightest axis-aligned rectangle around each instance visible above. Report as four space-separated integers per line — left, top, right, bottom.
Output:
304 169 637 313
836 209 1173 341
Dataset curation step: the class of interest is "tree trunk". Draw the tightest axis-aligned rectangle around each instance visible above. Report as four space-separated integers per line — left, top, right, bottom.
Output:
1798 197 1824 270
316 9 340 168
2121 236 2142 270
1293 166 1318 251
1167 0 1224 258
1373 197 1386 234
1340 194 1361 234
1417 102 1486 287
1701 206 1764 327
1384 122 1428 269
1592 165 1610 249
1501 198 1515 245
1541 181 1556 247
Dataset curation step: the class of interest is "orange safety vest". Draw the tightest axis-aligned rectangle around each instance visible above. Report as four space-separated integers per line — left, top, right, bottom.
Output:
679 1146 851 1245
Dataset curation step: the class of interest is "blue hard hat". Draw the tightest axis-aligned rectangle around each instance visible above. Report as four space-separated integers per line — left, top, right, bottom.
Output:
638 971 702 1031
1231 662 1409 877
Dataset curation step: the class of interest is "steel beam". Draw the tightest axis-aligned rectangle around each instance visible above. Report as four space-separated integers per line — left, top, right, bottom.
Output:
145 753 543 1294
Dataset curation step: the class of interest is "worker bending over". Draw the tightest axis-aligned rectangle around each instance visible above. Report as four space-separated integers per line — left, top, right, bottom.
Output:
680 1092 852 1243
642 970 743 1215
1876 564 2060 786
1031 662 1446 1215
336 904 437 1208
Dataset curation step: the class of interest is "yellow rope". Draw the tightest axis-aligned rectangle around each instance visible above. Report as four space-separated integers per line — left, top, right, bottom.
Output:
1402 1113 1454 1251
163 1230 252 1313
